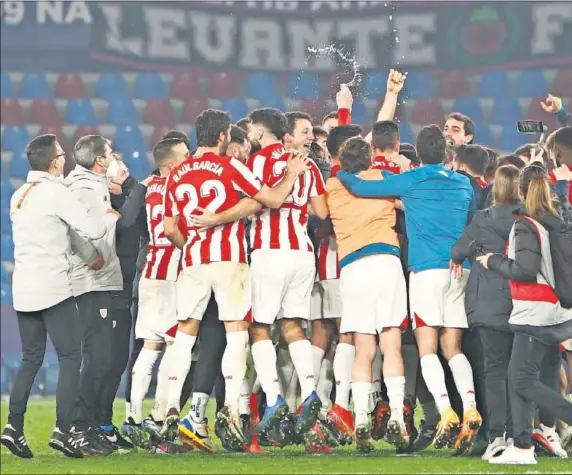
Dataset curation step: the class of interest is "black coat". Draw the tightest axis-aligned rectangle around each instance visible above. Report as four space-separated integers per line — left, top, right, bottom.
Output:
451 203 525 330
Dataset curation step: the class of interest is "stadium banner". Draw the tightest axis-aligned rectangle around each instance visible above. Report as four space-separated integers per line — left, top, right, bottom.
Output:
1 1 572 72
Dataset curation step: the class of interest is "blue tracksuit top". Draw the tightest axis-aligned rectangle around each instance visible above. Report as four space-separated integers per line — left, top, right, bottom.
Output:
337 164 476 273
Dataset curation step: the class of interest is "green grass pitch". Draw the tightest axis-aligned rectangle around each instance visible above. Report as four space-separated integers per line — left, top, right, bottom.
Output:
1 398 570 474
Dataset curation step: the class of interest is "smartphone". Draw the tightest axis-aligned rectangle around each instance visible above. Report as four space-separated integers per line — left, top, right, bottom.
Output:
517 120 544 135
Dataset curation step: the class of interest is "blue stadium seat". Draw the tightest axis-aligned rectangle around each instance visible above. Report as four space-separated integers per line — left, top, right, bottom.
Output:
10 148 30 179
351 100 370 125
65 100 96 126
189 127 197 150
0 284 12 306
289 72 319 100
363 71 388 98
404 71 434 99
245 73 278 102
399 123 414 144
515 70 549 97
133 73 167 99
499 126 528 151
1 262 9 284
474 123 496 148
257 96 286 111
478 71 510 97
95 73 129 100
114 125 145 154
221 98 249 121
1 234 14 261
107 98 138 126
19 73 51 99
489 98 524 126
124 153 152 180
1 73 14 99
451 98 484 124
2 127 30 152
0 209 10 238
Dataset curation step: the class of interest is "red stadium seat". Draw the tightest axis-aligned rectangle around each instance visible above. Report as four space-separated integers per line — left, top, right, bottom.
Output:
182 96 209 123
209 71 241 99
151 125 176 147
411 99 445 125
170 72 203 100
527 97 561 132
551 69 572 97
0 99 23 126
73 125 100 145
143 100 176 128
438 71 470 99
54 73 85 99
30 99 62 126
39 124 68 148
300 99 330 123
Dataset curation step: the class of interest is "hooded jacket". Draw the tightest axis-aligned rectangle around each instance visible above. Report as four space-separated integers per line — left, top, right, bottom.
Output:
65 165 123 295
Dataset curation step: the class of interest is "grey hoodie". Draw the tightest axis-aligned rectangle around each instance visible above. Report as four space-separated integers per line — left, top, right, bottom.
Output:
65 165 123 296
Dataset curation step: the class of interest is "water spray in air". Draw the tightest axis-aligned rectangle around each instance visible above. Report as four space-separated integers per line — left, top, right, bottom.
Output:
306 45 362 90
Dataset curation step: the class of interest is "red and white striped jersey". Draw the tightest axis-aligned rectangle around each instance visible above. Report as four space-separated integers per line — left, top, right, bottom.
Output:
246 143 327 252
317 235 340 281
164 153 263 267
143 175 182 281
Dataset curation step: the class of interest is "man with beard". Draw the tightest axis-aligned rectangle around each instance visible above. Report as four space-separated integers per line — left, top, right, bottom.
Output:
443 113 476 147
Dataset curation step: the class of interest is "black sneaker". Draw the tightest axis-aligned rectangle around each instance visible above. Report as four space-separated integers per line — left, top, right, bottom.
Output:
100 426 135 453
412 419 437 452
48 428 83 458
70 426 113 457
0 424 33 459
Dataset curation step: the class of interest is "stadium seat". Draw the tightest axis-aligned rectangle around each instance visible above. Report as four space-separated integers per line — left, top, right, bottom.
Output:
170 72 202 100
210 71 241 99
54 73 85 99
1 261 10 284
189 126 198 150
478 71 510 97
123 150 152 180
499 125 528 151
351 99 370 125
258 96 286 111
300 100 330 123
399 123 414 144
489 97 523 125
73 125 100 145
474 123 496 148
1 73 14 98
1 208 11 236
451 98 484 124
10 147 31 179
30 99 62 127
221 98 249 121
289 72 319 100
114 125 145 154
363 71 388 98
151 125 174 148
411 99 445 125
0 99 24 126
0 284 12 306
551 69 572 96
438 71 470 99
19 73 51 99
143 100 176 128
2 126 30 152
107 98 138 126
1 234 14 261
65 99 96 126
403 71 434 99
182 96 210 123
38 124 67 148
245 73 278 102
95 73 129 100
134 73 168 99
515 70 548 97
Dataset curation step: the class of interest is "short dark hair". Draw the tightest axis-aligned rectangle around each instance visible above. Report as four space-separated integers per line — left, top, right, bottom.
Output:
514 144 534 159
153 138 185 166
339 137 372 174
322 111 338 124
161 130 190 150
372 121 400 151
416 125 447 165
248 108 288 140
455 144 490 176
26 134 57 172
230 125 247 145
74 135 110 169
554 126 572 150
195 109 231 147
326 125 362 157
313 126 327 140
498 154 526 170
235 118 251 132
446 112 476 141
399 143 419 166
482 146 499 164
285 111 313 135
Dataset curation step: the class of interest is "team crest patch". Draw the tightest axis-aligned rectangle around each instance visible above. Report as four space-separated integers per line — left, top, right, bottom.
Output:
100 309 108 318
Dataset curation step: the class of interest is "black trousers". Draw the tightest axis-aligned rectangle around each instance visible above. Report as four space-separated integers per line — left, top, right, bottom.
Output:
9 297 82 433
509 332 572 448
480 327 514 440
73 291 114 430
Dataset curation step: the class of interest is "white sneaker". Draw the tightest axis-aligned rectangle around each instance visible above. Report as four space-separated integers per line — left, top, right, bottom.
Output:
532 423 568 458
482 436 507 461
489 445 537 465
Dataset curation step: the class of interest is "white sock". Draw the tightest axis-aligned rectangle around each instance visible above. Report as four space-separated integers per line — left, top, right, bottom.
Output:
385 376 405 424
289 339 316 401
130 348 161 424
317 358 334 417
311 345 325 382
166 332 197 412
448 354 477 412
251 340 281 407
333 343 355 410
189 392 209 423
152 346 172 422
352 381 371 427
420 354 451 415
125 401 131 424
222 331 249 418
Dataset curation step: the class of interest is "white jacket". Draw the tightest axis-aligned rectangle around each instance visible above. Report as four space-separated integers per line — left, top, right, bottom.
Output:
10 171 118 312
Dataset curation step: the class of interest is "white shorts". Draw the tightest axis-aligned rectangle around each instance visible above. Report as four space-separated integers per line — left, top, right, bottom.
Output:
339 254 408 335
250 249 315 325
310 279 342 320
177 261 251 322
136 277 178 342
409 268 469 330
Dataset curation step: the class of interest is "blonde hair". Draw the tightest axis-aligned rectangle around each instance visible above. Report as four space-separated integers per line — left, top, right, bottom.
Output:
520 165 559 220
493 165 521 206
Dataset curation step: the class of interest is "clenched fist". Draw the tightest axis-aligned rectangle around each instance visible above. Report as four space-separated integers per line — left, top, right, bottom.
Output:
387 69 407 94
